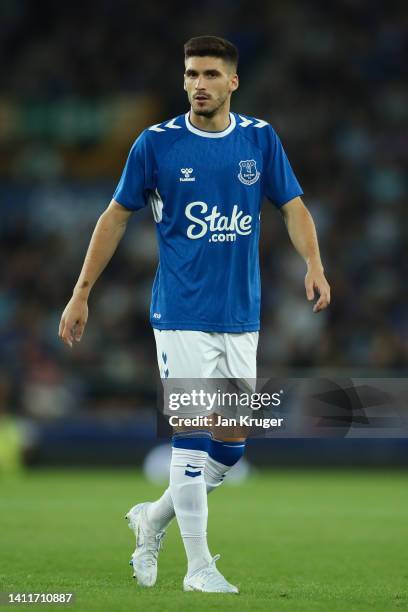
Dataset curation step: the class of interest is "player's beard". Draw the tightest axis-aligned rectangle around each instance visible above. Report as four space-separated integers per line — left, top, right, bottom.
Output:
191 93 228 118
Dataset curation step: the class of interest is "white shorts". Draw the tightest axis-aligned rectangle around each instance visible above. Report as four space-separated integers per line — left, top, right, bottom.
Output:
153 329 259 418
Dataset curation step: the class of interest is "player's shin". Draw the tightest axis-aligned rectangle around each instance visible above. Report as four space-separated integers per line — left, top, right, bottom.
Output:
169 432 213 574
146 437 247 530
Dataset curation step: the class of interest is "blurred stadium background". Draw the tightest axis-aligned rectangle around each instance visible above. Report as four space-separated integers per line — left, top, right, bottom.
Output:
0 0 407 475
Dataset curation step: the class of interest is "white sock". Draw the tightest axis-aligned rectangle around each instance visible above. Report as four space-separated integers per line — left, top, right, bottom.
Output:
204 455 230 493
169 447 212 574
146 456 232 530
146 488 174 531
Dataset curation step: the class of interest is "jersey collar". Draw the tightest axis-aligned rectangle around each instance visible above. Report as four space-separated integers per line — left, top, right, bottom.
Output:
185 112 236 138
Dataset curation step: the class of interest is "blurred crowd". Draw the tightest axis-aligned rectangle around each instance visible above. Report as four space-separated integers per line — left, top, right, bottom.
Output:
0 0 406 420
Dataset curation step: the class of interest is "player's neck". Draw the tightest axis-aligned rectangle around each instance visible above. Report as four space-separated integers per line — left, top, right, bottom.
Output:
189 107 231 132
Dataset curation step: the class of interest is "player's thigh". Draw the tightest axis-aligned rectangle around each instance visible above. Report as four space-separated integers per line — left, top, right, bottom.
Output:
211 332 259 439
154 329 221 432
153 329 221 378
218 331 259 380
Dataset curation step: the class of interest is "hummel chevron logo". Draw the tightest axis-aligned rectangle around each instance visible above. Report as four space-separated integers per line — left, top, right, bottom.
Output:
185 464 202 477
164 118 181 129
148 123 165 133
148 117 181 132
238 115 268 128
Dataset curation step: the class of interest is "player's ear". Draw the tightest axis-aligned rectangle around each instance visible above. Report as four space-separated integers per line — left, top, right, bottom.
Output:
231 73 239 92
183 63 187 91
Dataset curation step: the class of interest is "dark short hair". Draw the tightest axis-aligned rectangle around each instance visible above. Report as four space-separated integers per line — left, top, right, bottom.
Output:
184 36 238 70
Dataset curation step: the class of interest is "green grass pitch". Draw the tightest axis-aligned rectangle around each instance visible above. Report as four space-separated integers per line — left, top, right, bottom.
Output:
1 468 407 611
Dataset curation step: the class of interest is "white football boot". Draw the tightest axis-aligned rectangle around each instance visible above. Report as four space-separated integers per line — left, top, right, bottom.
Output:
183 554 239 594
125 502 166 587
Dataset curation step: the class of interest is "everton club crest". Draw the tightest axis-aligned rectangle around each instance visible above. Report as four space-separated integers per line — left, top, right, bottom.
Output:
238 159 260 185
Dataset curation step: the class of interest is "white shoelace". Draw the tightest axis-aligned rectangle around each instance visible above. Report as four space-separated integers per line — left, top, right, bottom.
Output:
189 554 223 582
137 530 166 568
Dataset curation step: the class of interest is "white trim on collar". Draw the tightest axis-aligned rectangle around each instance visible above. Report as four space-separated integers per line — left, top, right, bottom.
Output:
185 112 236 138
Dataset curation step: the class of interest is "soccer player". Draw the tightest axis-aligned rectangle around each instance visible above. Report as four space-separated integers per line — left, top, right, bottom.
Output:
59 35 330 593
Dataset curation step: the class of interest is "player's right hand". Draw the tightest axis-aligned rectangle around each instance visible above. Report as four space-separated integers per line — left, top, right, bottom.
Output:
58 296 88 348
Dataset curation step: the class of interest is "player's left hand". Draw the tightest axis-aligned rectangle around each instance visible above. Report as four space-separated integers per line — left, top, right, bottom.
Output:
305 266 331 313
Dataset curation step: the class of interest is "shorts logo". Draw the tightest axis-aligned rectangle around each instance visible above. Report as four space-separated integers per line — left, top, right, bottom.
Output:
161 352 169 378
238 159 260 185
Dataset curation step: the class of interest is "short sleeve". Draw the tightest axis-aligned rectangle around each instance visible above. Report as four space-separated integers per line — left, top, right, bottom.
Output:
263 126 303 208
113 130 155 211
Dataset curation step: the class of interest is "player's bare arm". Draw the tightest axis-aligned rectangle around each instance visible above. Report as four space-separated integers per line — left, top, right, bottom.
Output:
58 200 132 348
280 196 331 313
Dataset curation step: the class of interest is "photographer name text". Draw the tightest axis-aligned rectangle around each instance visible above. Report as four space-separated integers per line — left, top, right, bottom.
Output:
168 415 284 429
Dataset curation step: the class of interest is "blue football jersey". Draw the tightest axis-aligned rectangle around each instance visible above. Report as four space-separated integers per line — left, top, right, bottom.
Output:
113 112 303 332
